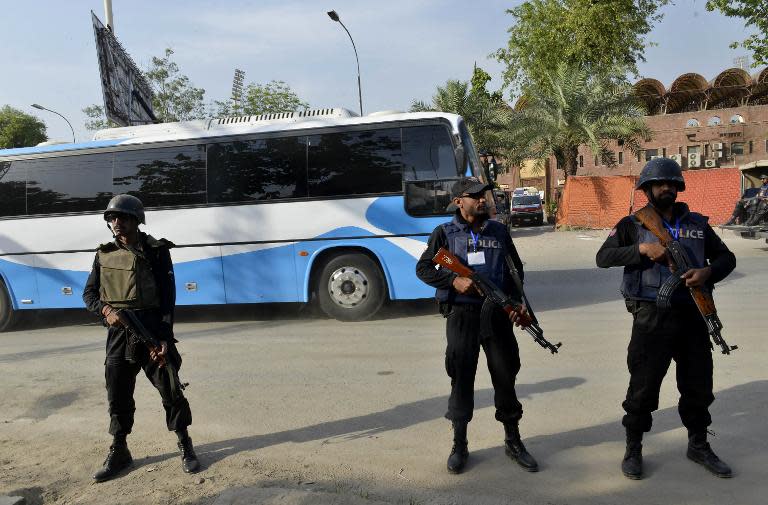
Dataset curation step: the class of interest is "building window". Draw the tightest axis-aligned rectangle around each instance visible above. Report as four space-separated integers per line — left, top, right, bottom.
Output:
594 156 599 166
707 116 722 126
645 148 658 161
749 140 753 154
731 142 745 155
579 155 583 168
662 148 667 157
730 114 745 124
618 152 623 165
687 145 701 155
686 118 700 128
705 144 710 158
637 151 642 162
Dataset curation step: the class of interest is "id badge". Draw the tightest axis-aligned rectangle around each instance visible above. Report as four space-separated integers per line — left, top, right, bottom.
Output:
467 251 485 266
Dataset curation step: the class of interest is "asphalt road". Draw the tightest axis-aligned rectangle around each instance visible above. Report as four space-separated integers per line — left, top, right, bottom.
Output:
0 228 766 505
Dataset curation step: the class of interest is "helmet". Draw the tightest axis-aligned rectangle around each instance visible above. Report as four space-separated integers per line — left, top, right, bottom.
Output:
635 158 685 191
103 194 145 224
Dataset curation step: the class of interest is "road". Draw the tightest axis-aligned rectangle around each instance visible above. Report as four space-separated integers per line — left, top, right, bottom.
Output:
0 229 766 505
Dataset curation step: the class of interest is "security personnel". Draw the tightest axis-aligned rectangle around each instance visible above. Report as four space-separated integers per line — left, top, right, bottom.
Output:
596 159 736 480
415 177 538 474
83 194 199 482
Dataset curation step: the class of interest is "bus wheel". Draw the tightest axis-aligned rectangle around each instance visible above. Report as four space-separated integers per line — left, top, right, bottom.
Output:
0 280 18 332
317 253 386 321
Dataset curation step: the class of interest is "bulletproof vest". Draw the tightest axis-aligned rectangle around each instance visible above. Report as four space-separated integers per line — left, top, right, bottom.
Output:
621 209 708 303
436 216 510 304
98 242 160 309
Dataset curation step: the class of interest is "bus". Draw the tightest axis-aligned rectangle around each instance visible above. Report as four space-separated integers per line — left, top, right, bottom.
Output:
0 108 488 330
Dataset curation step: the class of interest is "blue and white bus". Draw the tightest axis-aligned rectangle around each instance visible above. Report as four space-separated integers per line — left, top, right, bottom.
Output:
0 108 487 330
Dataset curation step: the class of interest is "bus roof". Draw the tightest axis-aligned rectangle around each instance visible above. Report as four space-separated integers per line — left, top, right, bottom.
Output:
0 108 463 160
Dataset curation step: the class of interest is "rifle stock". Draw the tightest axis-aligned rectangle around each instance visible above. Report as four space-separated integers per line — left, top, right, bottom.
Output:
634 207 737 354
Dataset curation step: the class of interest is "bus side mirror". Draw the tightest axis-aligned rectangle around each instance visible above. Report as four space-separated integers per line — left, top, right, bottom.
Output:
454 145 466 176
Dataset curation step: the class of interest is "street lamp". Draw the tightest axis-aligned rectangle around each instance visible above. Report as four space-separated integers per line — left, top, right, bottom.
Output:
327 10 363 116
31 103 76 144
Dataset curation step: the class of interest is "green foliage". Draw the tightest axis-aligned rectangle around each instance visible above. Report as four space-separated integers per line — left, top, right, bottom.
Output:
410 68 514 157
495 0 668 90
706 0 768 66
213 80 309 117
145 48 206 122
82 104 119 131
0 105 47 148
506 64 652 178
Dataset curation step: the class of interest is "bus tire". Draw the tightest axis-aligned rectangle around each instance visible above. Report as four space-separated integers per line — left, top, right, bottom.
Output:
316 253 386 321
0 279 18 332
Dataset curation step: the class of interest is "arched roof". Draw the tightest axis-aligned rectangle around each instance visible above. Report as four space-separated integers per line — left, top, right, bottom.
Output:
666 73 708 113
709 67 752 108
633 78 666 114
753 67 768 84
712 67 752 87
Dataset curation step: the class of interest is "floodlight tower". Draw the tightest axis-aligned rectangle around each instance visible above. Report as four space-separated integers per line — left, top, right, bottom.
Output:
231 68 246 115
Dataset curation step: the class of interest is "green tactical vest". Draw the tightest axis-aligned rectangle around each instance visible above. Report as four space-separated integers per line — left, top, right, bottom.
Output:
98 241 160 309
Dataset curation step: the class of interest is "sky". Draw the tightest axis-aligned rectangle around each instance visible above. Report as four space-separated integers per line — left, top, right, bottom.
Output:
0 0 758 143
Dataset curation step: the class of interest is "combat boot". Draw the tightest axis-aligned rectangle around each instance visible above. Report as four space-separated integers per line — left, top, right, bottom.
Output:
503 423 539 472
621 431 643 480
177 435 200 473
93 441 133 482
447 421 468 474
687 431 732 478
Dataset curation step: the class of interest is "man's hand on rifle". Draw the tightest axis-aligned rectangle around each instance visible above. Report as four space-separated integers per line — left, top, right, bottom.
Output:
681 266 712 288
102 305 121 327
639 242 670 264
150 341 168 364
452 276 477 295
508 304 530 328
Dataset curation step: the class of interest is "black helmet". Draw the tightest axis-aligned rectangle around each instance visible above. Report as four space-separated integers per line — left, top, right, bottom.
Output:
636 158 685 191
104 194 145 224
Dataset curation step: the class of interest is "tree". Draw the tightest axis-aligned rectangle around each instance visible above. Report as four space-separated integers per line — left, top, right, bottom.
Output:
0 105 47 148
505 64 652 178
212 80 309 117
145 48 206 122
495 0 669 91
82 104 119 131
410 67 515 156
706 0 768 67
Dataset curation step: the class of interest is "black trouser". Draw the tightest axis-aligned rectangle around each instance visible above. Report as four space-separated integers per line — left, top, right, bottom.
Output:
622 301 714 434
443 303 523 424
106 352 192 437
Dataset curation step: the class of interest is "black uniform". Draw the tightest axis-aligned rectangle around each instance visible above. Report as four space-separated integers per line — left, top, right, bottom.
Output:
416 213 525 424
83 232 192 437
596 204 735 434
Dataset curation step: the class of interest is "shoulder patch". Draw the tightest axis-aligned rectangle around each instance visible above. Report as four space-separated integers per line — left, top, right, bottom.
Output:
608 227 617 237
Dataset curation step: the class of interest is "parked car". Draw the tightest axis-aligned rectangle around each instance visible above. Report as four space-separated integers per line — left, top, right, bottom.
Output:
510 194 544 226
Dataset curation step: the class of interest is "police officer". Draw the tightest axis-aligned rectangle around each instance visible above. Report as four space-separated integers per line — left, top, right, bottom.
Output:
744 174 768 226
723 174 768 226
415 177 538 474
83 194 199 482
596 159 736 480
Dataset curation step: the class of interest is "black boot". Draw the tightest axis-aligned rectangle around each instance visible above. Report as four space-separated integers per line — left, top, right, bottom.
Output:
93 440 133 483
504 423 539 472
177 433 200 473
447 422 468 474
621 431 643 480
687 431 732 478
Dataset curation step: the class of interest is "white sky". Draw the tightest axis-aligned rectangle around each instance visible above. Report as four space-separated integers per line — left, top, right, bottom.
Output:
0 0 757 143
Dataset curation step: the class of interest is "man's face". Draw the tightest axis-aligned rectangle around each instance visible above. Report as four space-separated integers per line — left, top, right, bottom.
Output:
454 191 489 220
649 181 678 210
106 212 138 239
761 177 768 185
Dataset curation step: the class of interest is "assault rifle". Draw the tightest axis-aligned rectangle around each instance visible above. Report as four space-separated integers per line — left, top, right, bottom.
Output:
634 207 737 355
115 309 186 397
432 247 561 354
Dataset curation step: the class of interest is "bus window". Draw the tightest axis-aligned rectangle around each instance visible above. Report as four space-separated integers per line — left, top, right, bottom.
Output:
26 153 113 215
0 161 27 217
307 128 402 197
402 125 455 181
114 145 206 207
207 136 306 203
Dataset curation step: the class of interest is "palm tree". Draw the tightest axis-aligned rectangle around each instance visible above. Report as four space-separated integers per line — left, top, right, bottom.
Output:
507 63 652 178
410 79 514 156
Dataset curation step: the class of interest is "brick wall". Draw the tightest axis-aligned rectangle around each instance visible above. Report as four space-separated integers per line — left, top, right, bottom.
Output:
556 167 742 228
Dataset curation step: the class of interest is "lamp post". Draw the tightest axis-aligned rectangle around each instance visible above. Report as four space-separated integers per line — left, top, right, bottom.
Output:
327 10 363 116
31 103 76 143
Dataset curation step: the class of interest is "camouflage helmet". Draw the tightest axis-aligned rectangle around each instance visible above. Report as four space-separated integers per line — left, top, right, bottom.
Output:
635 157 685 191
103 194 145 224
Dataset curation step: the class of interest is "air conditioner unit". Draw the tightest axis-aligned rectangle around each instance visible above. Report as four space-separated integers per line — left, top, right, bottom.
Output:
669 154 683 163
712 142 723 151
688 153 701 168
704 159 718 168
